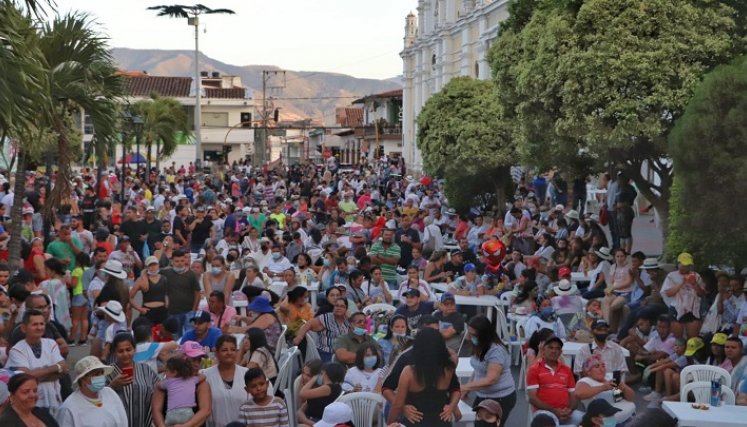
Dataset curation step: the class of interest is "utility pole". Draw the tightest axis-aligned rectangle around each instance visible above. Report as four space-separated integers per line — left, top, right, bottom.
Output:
258 70 286 167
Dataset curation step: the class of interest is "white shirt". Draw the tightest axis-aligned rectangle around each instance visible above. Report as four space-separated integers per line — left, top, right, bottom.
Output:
343 367 385 392
7 339 63 411
203 364 250 427
265 256 292 274
524 316 567 340
57 387 127 427
1 192 13 212
573 340 629 374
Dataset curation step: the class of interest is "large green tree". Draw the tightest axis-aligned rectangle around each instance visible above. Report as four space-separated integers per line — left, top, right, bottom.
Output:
490 0 742 229
416 77 516 211
132 94 190 178
668 56 747 267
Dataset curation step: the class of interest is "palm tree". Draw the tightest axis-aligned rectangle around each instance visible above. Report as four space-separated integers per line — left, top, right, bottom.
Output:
38 12 122 216
132 94 190 182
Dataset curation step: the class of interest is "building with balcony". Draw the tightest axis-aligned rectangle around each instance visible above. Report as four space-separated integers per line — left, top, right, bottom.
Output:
400 0 510 173
117 71 257 166
352 89 403 160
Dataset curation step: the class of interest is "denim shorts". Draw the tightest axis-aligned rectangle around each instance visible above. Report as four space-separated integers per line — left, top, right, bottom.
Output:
71 294 87 307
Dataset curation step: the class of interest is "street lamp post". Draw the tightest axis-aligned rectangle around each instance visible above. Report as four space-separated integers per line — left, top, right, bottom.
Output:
148 4 235 173
132 115 144 181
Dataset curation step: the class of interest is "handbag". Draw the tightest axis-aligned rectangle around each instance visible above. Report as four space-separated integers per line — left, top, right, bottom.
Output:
599 205 609 226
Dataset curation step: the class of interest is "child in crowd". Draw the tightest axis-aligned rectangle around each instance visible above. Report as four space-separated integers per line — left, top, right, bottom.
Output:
644 338 687 402
298 361 346 425
97 300 128 362
133 324 178 374
239 367 290 427
158 355 207 426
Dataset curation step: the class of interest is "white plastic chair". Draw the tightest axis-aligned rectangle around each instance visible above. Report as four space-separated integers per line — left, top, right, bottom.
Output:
269 281 288 298
517 322 528 389
680 381 735 405
337 392 386 427
274 324 289 361
274 346 301 396
680 365 732 390
500 292 515 309
362 303 396 316
304 331 322 362
283 387 297 427
308 248 323 265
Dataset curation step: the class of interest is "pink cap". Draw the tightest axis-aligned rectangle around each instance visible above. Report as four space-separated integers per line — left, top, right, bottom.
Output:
180 341 207 358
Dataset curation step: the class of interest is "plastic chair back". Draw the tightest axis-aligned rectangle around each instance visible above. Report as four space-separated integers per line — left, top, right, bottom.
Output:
680 381 735 405
680 365 731 389
337 392 386 427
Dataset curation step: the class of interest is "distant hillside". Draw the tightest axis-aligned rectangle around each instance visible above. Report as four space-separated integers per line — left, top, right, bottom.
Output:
112 48 401 124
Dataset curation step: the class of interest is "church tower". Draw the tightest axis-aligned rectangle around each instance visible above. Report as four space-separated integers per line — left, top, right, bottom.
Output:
404 11 418 48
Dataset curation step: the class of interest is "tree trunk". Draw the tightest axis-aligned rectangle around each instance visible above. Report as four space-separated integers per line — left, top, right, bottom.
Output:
146 139 152 184
492 166 512 214
624 159 673 248
8 149 27 272
156 139 161 173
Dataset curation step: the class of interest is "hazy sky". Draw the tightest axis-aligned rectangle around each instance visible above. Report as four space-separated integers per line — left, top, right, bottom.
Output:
52 0 419 80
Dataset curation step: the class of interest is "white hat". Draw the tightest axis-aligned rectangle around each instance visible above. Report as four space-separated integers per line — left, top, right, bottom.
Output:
102 260 127 279
72 355 114 386
314 402 353 427
553 279 578 296
145 256 159 266
554 204 565 212
406 175 414 182
564 210 579 220
640 258 662 270
594 247 613 261
97 300 126 323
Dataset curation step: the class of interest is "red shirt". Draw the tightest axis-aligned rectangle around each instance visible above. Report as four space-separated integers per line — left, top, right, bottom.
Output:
526 358 576 409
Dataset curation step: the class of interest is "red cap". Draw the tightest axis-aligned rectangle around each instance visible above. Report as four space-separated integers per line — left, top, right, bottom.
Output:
558 267 572 278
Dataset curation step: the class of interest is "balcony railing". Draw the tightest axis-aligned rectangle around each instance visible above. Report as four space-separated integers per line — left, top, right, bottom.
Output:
363 125 402 137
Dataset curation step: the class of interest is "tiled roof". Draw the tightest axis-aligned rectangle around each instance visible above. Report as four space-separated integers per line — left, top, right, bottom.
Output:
352 88 403 104
204 88 246 99
335 108 363 127
123 75 192 98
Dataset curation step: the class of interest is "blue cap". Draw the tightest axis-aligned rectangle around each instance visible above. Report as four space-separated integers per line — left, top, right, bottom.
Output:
247 296 274 313
464 263 476 272
441 292 456 303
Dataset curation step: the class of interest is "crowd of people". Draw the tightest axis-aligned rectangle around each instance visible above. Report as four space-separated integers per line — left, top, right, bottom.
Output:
0 157 743 427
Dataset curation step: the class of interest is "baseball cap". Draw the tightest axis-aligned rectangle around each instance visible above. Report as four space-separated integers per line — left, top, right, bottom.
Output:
464 263 476 272
544 335 564 348
402 288 421 298
586 399 622 418
313 402 353 427
145 256 159 266
684 336 705 356
440 292 456 304
558 266 572 278
475 399 503 421
711 332 728 346
181 341 207 358
677 252 694 266
591 319 610 330
191 310 211 324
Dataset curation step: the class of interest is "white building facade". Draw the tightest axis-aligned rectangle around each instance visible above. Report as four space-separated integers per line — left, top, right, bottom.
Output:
400 0 510 173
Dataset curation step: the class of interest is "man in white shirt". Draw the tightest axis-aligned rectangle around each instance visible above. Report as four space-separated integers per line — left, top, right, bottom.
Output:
573 320 628 374
6 309 68 414
262 244 292 280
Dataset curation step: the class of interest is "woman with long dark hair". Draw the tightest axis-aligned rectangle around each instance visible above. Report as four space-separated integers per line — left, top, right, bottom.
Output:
238 327 278 383
378 314 412 364
461 315 516 427
388 328 460 426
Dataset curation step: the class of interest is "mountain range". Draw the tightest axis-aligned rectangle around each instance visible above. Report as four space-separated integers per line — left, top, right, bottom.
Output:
111 48 402 124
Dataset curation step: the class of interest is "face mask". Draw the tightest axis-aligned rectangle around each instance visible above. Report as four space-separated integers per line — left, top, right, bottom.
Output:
603 416 617 427
211 267 222 275
587 311 600 320
471 336 479 346
173 266 187 274
594 333 609 342
323 259 331 267
316 375 324 386
260 245 268 252
353 327 367 336
272 252 281 260
86 375 106 393
363 356 378 369
392 332 406 338
147 270 159 276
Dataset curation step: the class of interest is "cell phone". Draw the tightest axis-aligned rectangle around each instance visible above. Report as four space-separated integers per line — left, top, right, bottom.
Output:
122 366 134 378
613 370 621 385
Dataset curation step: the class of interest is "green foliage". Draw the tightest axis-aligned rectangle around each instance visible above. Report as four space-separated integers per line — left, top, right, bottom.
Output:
489 0 742 223
133 94 190 159
416 77 516 210
668 56 747 267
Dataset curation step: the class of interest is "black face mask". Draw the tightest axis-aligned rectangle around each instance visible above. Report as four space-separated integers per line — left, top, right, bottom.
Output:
594 333 609 342
260 245 268 251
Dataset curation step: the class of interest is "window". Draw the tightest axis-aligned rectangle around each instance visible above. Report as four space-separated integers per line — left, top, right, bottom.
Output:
201 112 228 127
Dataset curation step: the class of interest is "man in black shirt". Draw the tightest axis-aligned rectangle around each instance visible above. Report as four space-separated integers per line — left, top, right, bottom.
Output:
189 206 214 253
143 206 162 254
458 238 481 272
161 249 201 336
444 250 465 278
395 215 421 269
172 205 190 247
119 206 147 259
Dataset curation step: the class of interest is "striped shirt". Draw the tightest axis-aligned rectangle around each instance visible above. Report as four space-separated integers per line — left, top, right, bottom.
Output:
369 241 401 282
240 396 290 427
106 362 160 427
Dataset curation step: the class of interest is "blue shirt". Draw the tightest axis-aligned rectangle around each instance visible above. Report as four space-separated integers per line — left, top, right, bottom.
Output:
180 327 222 349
